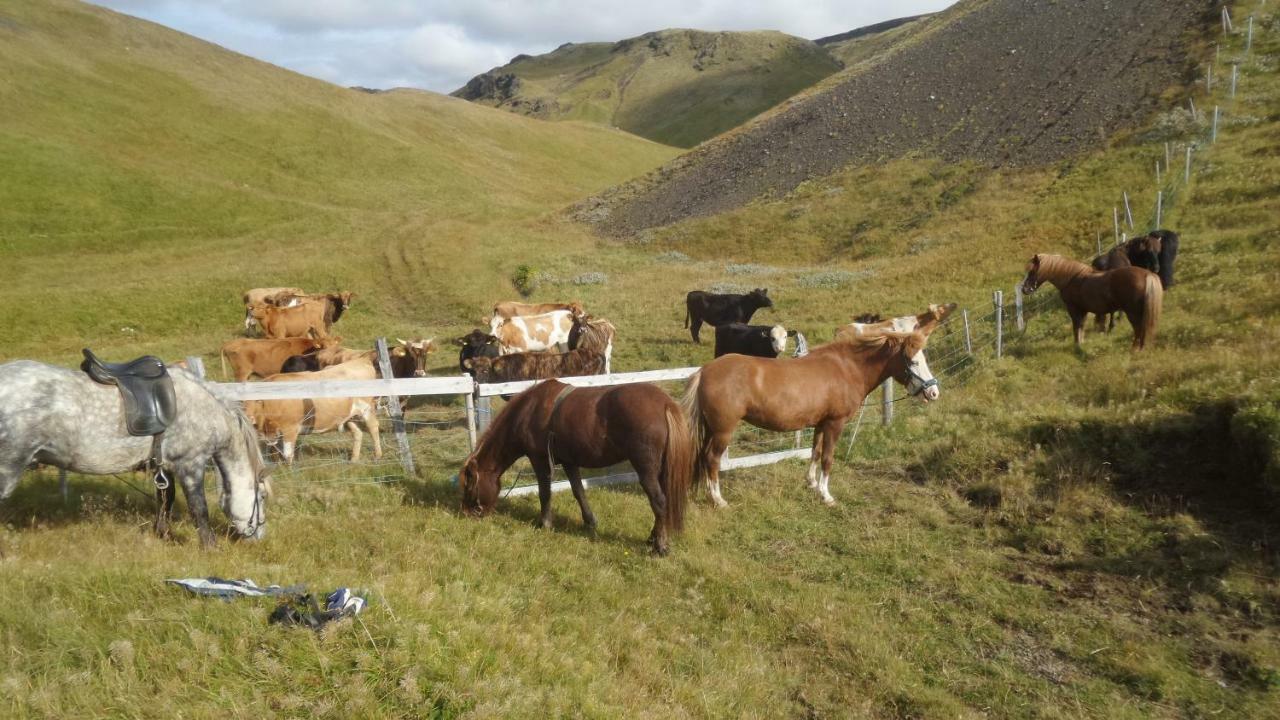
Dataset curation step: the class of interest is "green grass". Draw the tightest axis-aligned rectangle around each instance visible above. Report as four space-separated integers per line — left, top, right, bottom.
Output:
456 30 842 148
2 0 1280 717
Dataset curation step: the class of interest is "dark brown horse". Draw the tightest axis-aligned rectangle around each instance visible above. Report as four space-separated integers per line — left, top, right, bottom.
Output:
682 304 955 507
1022 253 1162 350
459 380 692 555
1091 234 1163 332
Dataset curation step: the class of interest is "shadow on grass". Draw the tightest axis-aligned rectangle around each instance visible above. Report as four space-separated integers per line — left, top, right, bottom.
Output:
0 470 155 528
1018 400 1279 602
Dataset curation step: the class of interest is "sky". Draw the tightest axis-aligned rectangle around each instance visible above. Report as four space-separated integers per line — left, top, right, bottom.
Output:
92 1 954 93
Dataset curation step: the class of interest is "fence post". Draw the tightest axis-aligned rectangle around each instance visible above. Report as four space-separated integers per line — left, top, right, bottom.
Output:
1190 98 1198 122
1232 63 1239 97
1165 141 1171 171
794 430 803 449
1123 191 1134 229
1212 105 1220 143
1206 63 1213 91
464 389 477 451
881 379 893 426
1156 190 1163 229
184 356 206 380
477 395 492 436
1014 283 1024 331
1247 15 1254 53
375 337 415 477
1113 206 1120 244
1185 145 1192 184
994 290 1004 359
1095 233 1102 258
1155 160 1161 187
962 309 973 355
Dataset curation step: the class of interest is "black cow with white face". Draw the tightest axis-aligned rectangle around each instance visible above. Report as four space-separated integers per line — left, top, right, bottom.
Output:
456 329 501 377
684 288 773 343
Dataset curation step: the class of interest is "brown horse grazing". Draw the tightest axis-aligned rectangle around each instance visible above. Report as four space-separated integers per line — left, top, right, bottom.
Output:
682 303 955 507
459 380 692 555
1021 253 1162 350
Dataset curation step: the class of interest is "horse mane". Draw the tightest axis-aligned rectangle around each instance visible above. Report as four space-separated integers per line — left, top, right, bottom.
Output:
175 367 268 487
815 328 920 357
1033 253 1094 282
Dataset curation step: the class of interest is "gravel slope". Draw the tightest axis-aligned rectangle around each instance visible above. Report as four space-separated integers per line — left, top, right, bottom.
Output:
579 0 1214 236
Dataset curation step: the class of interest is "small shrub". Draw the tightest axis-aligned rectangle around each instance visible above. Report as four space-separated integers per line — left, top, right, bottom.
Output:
795 269 875 289
725 263 779 275
655 250 690 263
511 264 539 297
572 272 607 285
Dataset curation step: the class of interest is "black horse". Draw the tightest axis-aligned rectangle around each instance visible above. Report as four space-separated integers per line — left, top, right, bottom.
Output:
1093 230 1178 289
684 288 773 343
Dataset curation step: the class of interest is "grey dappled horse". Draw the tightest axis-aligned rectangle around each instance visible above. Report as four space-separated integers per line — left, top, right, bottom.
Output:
0 361 269 546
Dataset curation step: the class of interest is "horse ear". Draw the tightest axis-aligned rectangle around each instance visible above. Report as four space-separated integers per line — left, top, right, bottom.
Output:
462 358 473 369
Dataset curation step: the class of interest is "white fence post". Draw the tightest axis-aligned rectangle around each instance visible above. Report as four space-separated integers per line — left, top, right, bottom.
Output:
1014 284 1025 332
375 337 415 477
477 395 492 436
1165 141 1171 171
1232 63 1239 98
1247 15 1254 53
962 309 973 355
464 391 477 451
184 356 205 379
881 379 893 426
1113 206 1120 244
1212 105 1220 143
994 290 1004 359
1156 190 1163 229
1123 191 1135 229
1185 145 1192 184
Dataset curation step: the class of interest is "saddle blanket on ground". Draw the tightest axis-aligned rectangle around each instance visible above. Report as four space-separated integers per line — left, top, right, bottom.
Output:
166 577 304 598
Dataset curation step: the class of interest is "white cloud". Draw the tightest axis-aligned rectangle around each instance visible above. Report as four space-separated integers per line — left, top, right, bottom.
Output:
91 1 955 92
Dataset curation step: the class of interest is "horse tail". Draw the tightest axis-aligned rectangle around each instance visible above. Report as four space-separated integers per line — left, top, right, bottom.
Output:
662 407 692 533
1140 272 1162 349
679 371 708 489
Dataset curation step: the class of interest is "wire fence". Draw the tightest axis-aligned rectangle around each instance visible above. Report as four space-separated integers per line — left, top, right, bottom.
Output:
158 4 1267 499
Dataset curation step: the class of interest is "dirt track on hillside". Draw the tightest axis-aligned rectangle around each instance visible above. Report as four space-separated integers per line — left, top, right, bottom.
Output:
578 0 1215 236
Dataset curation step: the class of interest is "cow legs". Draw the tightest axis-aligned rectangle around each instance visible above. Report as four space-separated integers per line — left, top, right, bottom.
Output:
689 317 704 344
703 430 732 508
815 420 845 506
366 412 383 460
346 420 363 462
175 460 217 548
563 464 597 532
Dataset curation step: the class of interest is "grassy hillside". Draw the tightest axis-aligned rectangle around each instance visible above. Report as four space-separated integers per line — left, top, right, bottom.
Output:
452 29 842 148
0 0 677 365
2 0 1280 717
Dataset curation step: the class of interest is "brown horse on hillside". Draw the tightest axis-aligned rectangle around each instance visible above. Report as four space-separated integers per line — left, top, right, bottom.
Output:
1021 253 1162 350
682 303 955 507
459 380 692 555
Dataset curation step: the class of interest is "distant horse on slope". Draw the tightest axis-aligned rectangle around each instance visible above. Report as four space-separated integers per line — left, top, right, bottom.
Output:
1022 253 1162 350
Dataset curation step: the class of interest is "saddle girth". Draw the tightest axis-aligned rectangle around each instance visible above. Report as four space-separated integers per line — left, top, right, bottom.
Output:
545 384 576 471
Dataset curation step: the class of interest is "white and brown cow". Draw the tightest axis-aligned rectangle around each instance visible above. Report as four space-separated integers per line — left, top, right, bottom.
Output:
242 287 306 331
491 310 576 355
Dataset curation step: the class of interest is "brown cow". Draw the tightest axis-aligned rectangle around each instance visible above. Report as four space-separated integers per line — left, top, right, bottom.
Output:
248 292 354 339
220 337 339 381
242 287 306 332
490 301 584 331
463 348 605 384
245 349 418 464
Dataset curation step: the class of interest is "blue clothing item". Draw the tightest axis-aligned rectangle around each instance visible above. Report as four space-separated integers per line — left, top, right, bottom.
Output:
166 577 304 599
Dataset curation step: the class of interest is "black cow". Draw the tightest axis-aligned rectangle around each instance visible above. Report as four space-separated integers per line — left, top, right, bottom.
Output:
279 353 321 374
684 288 773 343
456 329 501 376
714 323 789 359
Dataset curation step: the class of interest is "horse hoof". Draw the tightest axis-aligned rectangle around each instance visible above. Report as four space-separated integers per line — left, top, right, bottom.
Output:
822 497 837 507
651 544 670 557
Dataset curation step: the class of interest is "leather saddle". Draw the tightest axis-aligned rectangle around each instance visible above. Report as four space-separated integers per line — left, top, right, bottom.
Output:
81 349 177 436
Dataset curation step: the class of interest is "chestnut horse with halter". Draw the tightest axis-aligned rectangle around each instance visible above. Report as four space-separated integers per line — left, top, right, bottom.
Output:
1021 253 1162 350
682 303 955 507
459 380 692 555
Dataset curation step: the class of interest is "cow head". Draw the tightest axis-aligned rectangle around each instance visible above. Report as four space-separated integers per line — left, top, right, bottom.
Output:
396 337 435 377
748 288 773 309
461 355 496 382
456 329 500 373
769 325 788 355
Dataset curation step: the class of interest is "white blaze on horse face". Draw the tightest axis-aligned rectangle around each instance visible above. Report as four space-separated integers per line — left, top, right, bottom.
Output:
910 349 940 402
770 326 787 355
